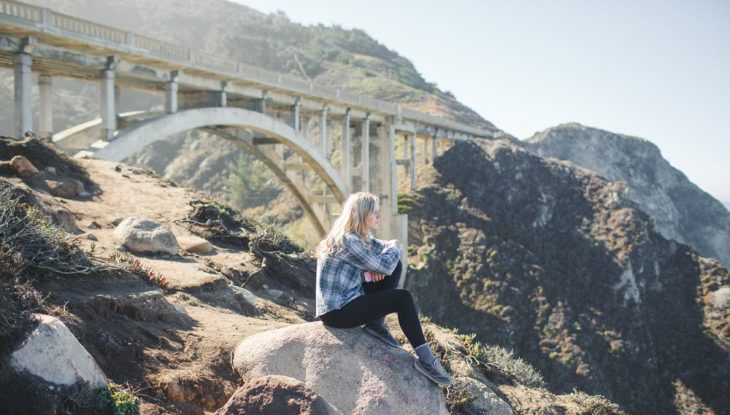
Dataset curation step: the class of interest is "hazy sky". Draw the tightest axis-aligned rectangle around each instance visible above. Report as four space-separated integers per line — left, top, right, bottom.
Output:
233 0 730 205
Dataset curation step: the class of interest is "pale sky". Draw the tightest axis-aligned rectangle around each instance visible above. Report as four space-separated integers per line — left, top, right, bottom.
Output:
233 0 730 206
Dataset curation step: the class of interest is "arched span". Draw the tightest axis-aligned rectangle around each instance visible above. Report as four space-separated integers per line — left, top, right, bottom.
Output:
92 107 350 206
202 127 328 236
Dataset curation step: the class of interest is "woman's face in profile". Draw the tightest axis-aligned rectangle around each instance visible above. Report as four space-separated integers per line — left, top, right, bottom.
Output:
366 207 382 230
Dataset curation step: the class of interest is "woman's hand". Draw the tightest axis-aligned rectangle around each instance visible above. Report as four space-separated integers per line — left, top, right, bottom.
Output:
371 272 385 282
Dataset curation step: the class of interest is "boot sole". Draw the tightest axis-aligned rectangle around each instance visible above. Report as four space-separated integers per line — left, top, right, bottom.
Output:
413 360 452 386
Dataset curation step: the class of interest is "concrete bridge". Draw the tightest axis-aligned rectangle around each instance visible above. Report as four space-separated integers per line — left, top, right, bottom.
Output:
0 0 492 247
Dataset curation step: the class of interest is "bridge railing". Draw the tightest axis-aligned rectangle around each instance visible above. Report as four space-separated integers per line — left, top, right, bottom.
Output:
0 0 39 22
0 0 490 138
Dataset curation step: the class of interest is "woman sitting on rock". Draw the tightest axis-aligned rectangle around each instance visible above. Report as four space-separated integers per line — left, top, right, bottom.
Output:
315 191 451 386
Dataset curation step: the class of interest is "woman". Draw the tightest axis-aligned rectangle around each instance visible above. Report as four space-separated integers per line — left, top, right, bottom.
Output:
315 192 451 386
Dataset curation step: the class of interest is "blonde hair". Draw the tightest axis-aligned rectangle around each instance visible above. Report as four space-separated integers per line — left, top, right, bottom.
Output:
316 192 379 259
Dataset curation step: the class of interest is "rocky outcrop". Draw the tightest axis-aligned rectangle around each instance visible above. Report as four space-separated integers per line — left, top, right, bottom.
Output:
406 138 730 415
525 122 730 268
1 314 108 415
232 322 451 415
114 217 179 255
216 375 340 415
10 314 107 388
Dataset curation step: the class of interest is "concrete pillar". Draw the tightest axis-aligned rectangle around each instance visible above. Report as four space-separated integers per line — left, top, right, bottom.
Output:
292 98 301 133
100 68 116 140
372 118 409 286
431 134 437 163
259 90 267 114
165 72 179 114
320 105 329 156
341 109 351 190
13 52 33 137
361 115 370 192
38 75 53 137
388 124 398 215
409 131 417 190
214 82 227 107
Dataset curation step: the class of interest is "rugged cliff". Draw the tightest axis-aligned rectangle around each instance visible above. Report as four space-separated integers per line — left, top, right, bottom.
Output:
405 138 730 415
525 123 730 269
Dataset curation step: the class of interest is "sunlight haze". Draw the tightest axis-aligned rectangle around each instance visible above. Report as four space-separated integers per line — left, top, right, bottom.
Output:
234 0 730 206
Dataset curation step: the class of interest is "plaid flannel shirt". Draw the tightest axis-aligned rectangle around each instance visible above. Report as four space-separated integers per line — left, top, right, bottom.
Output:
315 232 402 317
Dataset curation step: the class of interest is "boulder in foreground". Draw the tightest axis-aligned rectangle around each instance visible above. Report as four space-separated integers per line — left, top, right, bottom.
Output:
232 321 450 415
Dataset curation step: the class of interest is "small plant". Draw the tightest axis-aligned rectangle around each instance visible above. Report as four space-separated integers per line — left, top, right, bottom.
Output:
458 333 546 389
109 252 169 289
98 383 139 415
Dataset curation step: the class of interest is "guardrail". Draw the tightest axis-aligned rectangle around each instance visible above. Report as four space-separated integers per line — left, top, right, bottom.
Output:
0 0 489 138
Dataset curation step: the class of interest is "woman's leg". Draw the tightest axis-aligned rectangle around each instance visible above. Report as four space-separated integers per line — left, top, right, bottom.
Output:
363 261 402 294
319 288 426 348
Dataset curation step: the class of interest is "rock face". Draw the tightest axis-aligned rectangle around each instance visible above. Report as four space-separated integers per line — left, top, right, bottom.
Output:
114 217 179 255
10 155 39 177
10 314 107 388
405 139 730 415
526 123 730 268
1 314 108 414
216 375 340 415
232 322 450 415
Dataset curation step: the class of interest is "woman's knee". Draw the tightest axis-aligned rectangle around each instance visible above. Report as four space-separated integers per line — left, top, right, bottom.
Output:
392 288 414 304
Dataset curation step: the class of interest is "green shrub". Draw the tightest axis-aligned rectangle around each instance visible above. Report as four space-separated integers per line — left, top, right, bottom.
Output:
459 333 546 389
98 384 139 415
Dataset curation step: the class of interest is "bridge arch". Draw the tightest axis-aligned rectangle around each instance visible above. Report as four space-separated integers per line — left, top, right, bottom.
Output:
87 107 350 236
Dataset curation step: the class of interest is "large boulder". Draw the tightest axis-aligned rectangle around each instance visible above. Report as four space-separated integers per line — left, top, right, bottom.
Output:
10 314 107 388
114 217 178 255
1 314 108 414
216 375 340 415
232 322 450 415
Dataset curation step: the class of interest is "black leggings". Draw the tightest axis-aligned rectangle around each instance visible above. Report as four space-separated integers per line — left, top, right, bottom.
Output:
319 262 427 348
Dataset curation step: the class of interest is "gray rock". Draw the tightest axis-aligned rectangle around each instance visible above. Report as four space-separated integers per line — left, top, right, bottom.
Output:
455 377 514 415
113 217 178 255
10 314 107 388
46 178 84 198
232 322 450 415
231 285 257 307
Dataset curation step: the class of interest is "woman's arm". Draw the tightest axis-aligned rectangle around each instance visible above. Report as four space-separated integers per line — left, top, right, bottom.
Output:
343 234 401 275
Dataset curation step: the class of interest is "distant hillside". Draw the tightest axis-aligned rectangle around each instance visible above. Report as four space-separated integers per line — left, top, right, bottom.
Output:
405 138 730 415
525 123 730 269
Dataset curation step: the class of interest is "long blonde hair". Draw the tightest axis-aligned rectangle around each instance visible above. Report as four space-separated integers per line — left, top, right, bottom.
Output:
316 192 379 259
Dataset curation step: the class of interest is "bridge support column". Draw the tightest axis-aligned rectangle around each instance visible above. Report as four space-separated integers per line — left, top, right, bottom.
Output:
292 98 301 133
341 109 351 189
13 51 33 137
320 105 329 157
100 58 118 140
430 134 436 163
371 118 409 285
409 131 417 191
165 72 179 114
214 82 227 107
361 115 370 192
38 75 53 137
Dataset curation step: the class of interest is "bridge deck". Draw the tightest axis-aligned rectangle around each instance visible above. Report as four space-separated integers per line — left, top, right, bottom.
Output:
0 0 491 140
